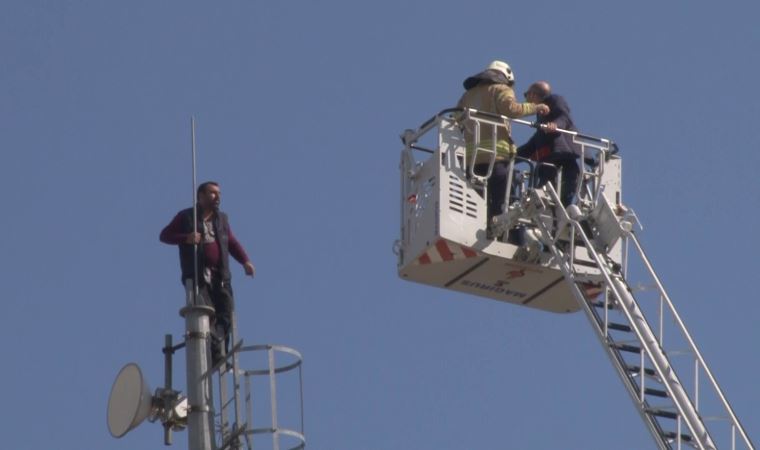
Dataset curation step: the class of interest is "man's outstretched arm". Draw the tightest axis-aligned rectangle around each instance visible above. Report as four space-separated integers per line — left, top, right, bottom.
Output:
229 227 255 277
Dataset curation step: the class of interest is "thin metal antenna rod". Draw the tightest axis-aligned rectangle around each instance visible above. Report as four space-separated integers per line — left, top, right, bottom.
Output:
183 116 215 450
191 117 198 305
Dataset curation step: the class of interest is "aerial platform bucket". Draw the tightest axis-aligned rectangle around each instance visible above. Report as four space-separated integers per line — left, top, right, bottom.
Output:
397 110 615 313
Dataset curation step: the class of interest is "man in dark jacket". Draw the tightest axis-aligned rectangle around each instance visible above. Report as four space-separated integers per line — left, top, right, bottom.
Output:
518 81 580 206
160 181 255 365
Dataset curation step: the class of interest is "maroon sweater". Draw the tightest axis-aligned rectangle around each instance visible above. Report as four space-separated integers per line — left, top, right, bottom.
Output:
160 212 251 269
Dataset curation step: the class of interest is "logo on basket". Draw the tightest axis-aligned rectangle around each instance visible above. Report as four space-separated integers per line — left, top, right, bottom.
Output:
493 269 527 287
460 279 527 299
411 178 435 217
504 269 526 280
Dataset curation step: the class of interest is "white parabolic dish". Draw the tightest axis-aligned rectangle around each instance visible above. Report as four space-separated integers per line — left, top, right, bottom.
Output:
107 363 153 438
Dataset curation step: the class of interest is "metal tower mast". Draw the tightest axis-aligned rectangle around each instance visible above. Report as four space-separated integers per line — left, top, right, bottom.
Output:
108 117 306 450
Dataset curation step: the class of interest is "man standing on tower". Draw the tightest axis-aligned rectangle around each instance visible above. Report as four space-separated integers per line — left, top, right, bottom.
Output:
160 181 255 366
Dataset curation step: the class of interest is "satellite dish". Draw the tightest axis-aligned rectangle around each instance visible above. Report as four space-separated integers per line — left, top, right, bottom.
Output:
107 363 155 438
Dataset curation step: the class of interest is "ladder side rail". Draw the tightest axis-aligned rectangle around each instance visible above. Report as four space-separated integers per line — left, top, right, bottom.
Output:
538 184 717 449
298 362 305 440
213 314 239 449
230 312 245 449
623 234 631 277
529 190 671 450
659 293 665 348
629 235 756 449
218 368 231 447
268 347 282 450
244 373 253 450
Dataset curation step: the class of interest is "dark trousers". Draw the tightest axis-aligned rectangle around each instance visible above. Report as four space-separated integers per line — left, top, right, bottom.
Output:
535 157 580 207
474 161 509 219
197 279 235 362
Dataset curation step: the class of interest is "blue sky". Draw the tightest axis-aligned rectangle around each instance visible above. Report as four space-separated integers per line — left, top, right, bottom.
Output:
2 1 759 449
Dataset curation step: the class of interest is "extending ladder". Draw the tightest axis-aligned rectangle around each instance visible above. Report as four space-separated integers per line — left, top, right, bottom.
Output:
526 183 754 450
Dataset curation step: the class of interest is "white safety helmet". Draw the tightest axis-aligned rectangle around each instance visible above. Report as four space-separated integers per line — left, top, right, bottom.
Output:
486 60 514 84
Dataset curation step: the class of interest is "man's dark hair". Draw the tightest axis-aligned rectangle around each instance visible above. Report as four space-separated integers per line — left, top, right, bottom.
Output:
197 181 220 200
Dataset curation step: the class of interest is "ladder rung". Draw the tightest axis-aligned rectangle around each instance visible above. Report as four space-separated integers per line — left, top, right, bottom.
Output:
607 322 632 332
647 408 678 420
574 275 604 283
612 342 641 354
591 300 616 310
664 431 694 443
644 387 669 398
627 365 657 378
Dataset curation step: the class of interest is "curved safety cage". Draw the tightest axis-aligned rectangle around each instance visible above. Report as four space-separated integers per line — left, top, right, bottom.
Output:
214 343 306 450
241 345 306 450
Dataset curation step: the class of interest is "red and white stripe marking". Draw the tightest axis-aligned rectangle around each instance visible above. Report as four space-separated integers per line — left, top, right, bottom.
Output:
416 239 479 265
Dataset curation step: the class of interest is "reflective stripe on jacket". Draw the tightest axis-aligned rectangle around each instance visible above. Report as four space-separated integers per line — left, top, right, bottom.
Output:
457 78 538 164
